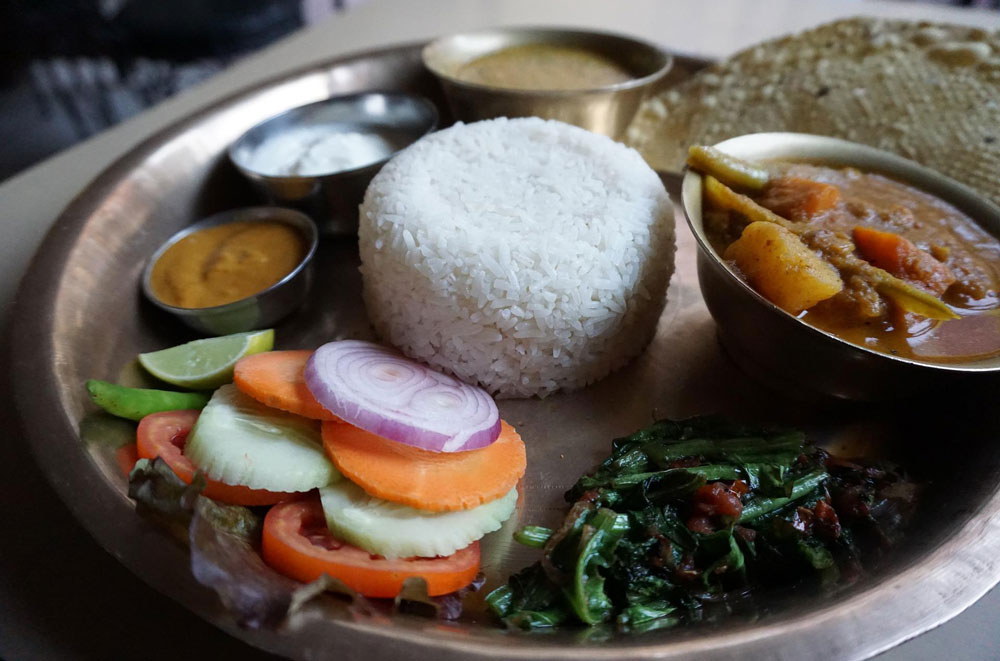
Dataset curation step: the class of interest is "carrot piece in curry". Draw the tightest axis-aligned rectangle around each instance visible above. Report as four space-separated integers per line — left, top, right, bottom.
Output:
852 225 956 297
758 176 841 220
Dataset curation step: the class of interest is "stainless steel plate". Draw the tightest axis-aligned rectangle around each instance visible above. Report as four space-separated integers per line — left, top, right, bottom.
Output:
10 43 1000 661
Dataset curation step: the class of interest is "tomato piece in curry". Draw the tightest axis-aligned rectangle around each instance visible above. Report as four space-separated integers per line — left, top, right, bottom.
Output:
703 163 1000 364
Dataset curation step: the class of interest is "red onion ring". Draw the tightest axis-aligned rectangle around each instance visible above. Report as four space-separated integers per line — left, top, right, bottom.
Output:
305 340 501 452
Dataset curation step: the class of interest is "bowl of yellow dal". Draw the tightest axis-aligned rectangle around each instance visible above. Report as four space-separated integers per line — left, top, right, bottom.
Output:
422 27 671 139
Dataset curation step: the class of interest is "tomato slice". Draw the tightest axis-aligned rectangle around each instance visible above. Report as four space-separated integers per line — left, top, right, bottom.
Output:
116 443 140 477
261 498 481 597
135 409 294 506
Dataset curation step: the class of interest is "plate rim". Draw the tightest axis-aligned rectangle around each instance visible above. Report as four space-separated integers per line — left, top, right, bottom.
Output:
9 40 1000 661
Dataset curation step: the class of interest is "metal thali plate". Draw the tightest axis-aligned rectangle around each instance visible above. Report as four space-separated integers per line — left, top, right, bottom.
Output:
10 43 1000 661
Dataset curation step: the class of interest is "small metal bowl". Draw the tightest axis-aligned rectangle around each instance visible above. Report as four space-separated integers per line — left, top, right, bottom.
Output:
682 132 1000 400
422 27 671 139
141 207 318 335
228 92 438 235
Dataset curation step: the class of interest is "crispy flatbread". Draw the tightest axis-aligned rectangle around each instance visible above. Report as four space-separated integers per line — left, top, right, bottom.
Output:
627 18 1000 207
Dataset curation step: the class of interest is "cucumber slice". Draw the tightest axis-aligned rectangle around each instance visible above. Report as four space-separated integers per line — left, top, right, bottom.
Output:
185 384 339 492
319 480 517 559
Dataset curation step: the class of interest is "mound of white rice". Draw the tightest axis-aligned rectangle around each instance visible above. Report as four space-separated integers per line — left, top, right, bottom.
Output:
358 117 675 398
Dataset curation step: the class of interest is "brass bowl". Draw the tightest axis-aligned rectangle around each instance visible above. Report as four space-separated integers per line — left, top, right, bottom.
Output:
422 27 671 139
141 206 318 335
681 132 1000 400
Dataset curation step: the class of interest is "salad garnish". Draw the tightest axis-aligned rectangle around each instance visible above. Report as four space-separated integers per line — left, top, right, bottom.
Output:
88 332 521 627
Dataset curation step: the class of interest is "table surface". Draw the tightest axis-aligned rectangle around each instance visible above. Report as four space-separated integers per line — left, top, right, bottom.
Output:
3 0 999 659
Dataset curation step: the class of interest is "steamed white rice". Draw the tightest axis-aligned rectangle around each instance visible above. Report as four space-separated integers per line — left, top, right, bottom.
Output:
358 117 675 398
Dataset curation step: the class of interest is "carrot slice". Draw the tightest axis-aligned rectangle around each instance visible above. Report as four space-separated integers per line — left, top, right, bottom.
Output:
758 176 840 220
853 225 956 296
234 350 340 421
322 420 526 512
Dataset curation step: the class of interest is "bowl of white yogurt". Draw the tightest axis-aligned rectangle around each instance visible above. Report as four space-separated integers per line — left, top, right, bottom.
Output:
229 92 438 235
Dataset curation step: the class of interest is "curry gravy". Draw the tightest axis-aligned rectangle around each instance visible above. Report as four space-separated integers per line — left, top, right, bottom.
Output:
706 163 1000 363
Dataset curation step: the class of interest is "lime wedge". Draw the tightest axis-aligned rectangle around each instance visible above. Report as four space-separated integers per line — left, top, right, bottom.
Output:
138 330 274 389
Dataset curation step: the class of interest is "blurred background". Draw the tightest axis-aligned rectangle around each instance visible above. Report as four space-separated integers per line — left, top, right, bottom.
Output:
0 0 994 183
0 0 367 181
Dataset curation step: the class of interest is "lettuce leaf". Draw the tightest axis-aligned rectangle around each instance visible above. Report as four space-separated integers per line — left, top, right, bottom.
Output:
127 458 476 628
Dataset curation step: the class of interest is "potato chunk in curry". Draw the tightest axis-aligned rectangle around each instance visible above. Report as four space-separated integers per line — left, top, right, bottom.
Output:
724 221 843 314
694 152 1000 363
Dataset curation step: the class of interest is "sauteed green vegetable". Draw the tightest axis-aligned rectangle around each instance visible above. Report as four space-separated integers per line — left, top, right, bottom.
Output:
487 416 917 631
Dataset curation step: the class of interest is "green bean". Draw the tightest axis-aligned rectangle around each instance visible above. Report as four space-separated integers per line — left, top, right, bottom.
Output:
873 275 960 321
688 145 770 191
86 379 210 421
702 175 793 228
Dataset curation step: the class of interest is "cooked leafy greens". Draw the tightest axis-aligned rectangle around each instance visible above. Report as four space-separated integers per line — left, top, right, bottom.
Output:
487 416 917 631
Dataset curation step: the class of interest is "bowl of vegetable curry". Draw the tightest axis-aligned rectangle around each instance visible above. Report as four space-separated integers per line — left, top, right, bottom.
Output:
682 133 1000 400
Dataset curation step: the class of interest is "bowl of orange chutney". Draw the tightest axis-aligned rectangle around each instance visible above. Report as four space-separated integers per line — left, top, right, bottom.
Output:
142 206 318 335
